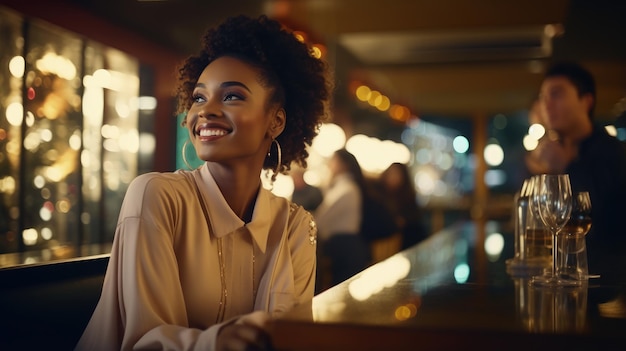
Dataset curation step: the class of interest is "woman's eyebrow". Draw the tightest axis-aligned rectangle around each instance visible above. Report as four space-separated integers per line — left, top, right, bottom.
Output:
194 81 252 93
220 81 252 92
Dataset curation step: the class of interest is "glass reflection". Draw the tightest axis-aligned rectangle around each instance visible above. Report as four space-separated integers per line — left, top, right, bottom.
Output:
0 7 152 266
0 9 24 254
515 277 589 333
22 21 83 257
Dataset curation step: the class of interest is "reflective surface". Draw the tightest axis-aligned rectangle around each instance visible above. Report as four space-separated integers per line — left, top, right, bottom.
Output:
270 221 626 350
0 7 156 267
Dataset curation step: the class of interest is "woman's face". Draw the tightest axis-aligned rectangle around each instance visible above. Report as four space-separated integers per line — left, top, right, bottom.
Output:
186 56 284 167
383 165 404 190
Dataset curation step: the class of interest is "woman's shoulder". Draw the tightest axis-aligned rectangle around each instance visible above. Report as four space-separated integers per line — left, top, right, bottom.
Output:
126 170 196 197
265 190 312 221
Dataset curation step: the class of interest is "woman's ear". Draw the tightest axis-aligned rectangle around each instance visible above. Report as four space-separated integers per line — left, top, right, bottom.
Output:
269 108 286 138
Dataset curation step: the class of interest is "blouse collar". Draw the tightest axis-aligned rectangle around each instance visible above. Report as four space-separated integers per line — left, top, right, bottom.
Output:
196 163 271 253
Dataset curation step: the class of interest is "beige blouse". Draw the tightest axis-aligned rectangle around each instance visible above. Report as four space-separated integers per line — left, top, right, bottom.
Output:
75 164 317 350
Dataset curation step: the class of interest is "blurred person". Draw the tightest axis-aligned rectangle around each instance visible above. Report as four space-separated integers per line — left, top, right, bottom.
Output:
290 166 323 211
314 148 370 289
76 14 332 351
532 61 626 286
378 162 428 250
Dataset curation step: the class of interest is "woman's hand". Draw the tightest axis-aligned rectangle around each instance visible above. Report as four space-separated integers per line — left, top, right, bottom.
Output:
216 311 272 351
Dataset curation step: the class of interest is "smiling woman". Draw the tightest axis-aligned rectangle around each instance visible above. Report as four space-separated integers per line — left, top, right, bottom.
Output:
76 14 333 351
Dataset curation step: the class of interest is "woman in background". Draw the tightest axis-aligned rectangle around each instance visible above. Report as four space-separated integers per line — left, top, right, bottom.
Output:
76 14 331 351
379 162 428 250
314 149 370 289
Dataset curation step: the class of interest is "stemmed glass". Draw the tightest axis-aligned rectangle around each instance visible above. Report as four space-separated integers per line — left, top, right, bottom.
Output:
530 174 573 287
557 191 592 282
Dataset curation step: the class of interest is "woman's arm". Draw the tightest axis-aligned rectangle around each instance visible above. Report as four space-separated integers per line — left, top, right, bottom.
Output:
77 174 223 351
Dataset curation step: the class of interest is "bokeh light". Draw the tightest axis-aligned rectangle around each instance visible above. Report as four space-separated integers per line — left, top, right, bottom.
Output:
311 123 346 158
452 135 470 153
9 56 25 78
528 123 546 140
484 143 504 167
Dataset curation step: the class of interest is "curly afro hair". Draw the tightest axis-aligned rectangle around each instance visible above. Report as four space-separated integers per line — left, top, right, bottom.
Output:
175 14 333 174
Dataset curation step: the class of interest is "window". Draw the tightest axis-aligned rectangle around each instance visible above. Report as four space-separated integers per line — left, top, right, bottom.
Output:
0 8 155 267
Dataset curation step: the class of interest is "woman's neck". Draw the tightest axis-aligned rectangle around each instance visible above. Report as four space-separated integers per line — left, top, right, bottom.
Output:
207 163 261 222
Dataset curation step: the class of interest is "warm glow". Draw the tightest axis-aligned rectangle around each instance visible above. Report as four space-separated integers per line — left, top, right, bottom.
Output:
311 123 346 157
260 172 294 199
57 199 71 213
69 132 82 150
523 134 539 151
90 69 139 93
6 103 23 126
24 132 41 151
101 124 120 139
414 168 437 195
36 52 77 80
528 123 546 140
303 170 322 187
311 44 326 59
33 175 45 189
389 104 410 122
484 143 504 166
0 176 16 194
139 133 156 155
135 96 157 110
9 56 25 78
293 31 307 43
605 125 617 137
41 227 53 240
103 139 120 152
376 95 391 111
115 100 131 118
120 130 140 153
345 134 410 174
40 129 53 142
355 85 371 102
485 232 505 261
367 90 381 107
348 255 411 301
394 304 418 321
22 228 38 246
40 205 53 221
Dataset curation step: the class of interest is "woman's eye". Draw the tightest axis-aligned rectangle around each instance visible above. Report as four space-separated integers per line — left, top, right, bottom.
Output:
224 93 243 101
192 94 205 103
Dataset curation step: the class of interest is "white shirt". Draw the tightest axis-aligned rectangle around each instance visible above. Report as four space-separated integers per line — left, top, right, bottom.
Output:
314 173 362 241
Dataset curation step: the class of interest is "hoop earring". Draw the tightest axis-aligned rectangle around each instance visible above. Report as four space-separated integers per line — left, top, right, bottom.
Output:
181 139 194 170
271 138 282 176
265 139 282 186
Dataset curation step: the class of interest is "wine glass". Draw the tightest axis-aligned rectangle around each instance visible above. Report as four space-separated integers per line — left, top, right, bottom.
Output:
530 174 573 287
557 191 592 282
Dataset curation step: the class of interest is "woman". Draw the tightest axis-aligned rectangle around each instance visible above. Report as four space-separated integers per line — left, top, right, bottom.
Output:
76 15 331 351
314 149 370 289
378 162 427 250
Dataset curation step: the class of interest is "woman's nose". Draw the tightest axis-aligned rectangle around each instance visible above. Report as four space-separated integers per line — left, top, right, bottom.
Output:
198 98 222 119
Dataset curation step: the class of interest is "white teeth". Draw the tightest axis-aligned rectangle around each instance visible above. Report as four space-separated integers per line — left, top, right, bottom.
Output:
199 129 228 137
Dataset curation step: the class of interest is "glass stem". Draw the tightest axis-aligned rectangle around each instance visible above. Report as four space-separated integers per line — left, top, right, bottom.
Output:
552 230 558 278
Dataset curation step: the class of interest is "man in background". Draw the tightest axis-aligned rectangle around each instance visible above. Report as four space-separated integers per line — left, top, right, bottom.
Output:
529 61 626 286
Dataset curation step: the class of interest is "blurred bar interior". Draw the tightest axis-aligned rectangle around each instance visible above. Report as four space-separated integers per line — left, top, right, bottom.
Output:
0 0 625 267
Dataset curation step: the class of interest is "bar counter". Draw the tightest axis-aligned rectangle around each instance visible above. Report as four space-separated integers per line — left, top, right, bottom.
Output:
269 221 626 350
